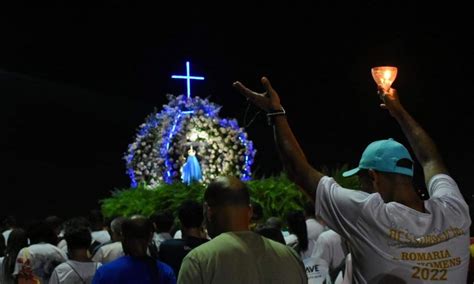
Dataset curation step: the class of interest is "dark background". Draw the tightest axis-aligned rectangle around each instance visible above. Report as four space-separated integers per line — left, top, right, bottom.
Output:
1 2 473 223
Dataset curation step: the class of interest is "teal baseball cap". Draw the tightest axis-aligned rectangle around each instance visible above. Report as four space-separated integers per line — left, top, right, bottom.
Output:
342 138 414 177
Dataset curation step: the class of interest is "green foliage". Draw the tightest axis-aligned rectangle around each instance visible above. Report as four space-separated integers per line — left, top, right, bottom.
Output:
101 165 360 222
101 182 206 218
247 174 309 222
322 164 361 190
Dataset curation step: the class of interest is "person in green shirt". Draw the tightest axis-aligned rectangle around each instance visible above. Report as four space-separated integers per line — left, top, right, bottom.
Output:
178 176 307 284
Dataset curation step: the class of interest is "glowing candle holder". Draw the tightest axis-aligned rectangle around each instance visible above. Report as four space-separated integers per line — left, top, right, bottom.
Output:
371 66 397 92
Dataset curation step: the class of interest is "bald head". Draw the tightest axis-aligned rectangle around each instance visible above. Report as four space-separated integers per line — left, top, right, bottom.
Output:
204 176 253 238
205 176 250 207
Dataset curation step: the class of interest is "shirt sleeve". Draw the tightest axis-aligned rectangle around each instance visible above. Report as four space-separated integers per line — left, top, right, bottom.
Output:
428 174 464 200
178 255 202 284
428 174 470 222
315 176 374 239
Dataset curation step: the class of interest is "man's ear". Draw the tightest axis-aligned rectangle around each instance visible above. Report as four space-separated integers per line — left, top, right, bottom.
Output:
248 204 253 221
204 203 213 221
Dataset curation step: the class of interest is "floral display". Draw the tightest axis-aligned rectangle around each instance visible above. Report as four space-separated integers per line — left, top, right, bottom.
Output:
125 94 255 187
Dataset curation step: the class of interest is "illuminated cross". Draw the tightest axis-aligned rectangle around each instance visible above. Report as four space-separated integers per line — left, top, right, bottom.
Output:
171 61 205 99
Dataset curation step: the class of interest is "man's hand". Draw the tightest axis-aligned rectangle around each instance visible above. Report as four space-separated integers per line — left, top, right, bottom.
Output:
233 77 283 112
379 87 404 118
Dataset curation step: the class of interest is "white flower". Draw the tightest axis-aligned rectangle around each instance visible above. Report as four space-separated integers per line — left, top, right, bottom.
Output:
198 131 208 139
188 131 198 141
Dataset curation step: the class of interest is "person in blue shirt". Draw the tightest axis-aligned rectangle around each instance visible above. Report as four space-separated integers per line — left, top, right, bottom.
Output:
92 216 176 284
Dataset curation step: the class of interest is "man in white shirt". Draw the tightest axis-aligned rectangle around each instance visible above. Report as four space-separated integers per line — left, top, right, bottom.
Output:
92 217 125 264
234 77 471 283
304 202 325 243
312 230 347 280
50 226 101 283
150 212 173 250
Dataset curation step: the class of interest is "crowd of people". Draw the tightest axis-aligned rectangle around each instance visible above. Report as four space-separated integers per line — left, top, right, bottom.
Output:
0 77 473 283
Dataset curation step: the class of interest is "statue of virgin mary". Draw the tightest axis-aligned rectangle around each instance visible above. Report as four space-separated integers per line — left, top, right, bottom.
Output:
181 145 202 185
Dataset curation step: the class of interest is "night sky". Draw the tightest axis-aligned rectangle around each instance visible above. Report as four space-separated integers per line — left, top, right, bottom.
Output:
2 2 473 222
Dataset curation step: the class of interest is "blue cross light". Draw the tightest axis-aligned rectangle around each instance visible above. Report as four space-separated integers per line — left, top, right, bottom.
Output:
171 61 205 99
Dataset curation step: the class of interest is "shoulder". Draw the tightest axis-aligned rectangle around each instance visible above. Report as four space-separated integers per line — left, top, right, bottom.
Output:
53 262 72 271
318 229 338 240
98 256 127 270
51 262 73 278
183 233 231 259
262 235 299 256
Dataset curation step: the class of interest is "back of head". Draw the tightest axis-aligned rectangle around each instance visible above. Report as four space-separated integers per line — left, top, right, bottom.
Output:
6 228 28 253
204 176 251 238
122 216 154 239
45 215 62 229
64 225 92 251
121 216 154 257
110 216 126 239
45 215 63 237
150 212 174 233
255 226 286 245
178 200 204 229
265 217 283 231
27 219 57 245
88 209 105 231
205 176 250 207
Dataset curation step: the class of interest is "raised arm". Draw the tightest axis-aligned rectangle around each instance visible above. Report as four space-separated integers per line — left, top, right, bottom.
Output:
233 77 323 201
379 88 448 186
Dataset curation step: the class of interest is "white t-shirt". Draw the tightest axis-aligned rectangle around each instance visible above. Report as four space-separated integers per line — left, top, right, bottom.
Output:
312 229 346 271
2 229 12 246
315 174 471 283
306 218 325 242
284 234 298 247
49 260 101 284
91 230 110 244
14 243 68 283
91 241 123 264
173 230 182 239
285 233 318 260
303 257 330 284
153 232 172 251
